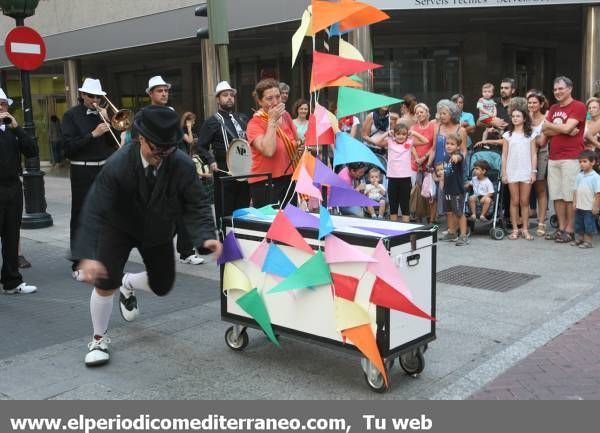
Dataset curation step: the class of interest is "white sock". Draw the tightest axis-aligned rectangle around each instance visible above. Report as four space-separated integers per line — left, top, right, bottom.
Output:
122 272 153 294
90 289 114 337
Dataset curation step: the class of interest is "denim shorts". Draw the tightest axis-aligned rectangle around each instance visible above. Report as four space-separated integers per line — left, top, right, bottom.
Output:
574 209 598 235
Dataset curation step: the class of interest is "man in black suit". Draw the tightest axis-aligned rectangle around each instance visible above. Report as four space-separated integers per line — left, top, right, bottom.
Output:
73 106 222 366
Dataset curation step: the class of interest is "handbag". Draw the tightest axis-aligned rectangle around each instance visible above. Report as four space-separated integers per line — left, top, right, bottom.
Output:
421 172 436 199
410 173 429 218
191 154 211 177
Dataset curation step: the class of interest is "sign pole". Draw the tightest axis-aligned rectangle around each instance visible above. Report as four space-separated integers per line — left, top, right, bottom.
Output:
15 16 52 228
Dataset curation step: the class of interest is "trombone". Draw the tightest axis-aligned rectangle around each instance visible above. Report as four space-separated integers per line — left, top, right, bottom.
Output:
93 96 133 148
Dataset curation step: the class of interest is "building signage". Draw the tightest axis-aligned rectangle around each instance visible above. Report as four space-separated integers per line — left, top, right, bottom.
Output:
373 0 600 10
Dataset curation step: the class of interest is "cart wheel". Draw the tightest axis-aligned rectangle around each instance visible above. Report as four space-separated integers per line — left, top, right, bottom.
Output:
224 326 249 351
399 350 425 377
361 358 390 393
549 214 558 229
492 228 505 240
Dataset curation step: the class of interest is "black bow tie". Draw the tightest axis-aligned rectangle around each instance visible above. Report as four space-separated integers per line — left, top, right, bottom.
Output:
86 109 98 116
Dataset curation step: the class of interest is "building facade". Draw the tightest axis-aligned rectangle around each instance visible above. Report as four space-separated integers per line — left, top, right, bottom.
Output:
1 0 599 158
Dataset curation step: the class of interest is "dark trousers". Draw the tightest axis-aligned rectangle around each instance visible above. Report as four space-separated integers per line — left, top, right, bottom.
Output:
95 223 175 295
0 182 23 291
51 141 62 164
70 165 103 254
213 170 250 220
175 218 195 259
249 175 295 208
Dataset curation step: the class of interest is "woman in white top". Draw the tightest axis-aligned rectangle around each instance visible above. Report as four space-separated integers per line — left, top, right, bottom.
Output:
501 108 538 240
527 91 550 236
291 99 309 145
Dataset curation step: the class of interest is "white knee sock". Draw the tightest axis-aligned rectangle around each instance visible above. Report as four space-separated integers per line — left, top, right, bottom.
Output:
90 289 114 337
122 272 153 293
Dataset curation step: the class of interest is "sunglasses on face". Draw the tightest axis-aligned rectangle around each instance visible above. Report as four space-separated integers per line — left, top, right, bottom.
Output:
147 141 176 158
83 93 102 99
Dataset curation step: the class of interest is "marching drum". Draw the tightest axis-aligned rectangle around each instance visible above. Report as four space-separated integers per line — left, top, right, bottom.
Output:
226 138 252 181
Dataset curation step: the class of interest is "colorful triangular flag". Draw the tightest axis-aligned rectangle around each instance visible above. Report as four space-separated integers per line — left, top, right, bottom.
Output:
339 38 365 61
370 277 435 322
336 87 403 118
292 151 317 181
341 324 387 386
236 288 280 347
262 243 297 278
324 234 377 264
328 185 378 207
311 0 367 34
311 51 381 87
367 240 413 300
331 272 360 301
334 296 371 332
292 7 312 67
283 203 320 229
333 132 386 171
304 114 335 146
249 239 269 269
351 226 409 237
222 262 253 293
310 75 362 92
266 211 314 255
319 205 335 239
296 164 323 200
337 2 389 33
313 157 351 190
268 251 331 293
217 231 244 265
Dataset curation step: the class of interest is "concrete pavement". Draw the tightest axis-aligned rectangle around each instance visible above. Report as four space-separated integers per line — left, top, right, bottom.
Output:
1 171 599 399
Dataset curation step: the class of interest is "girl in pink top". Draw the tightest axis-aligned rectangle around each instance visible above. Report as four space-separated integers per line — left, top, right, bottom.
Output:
381 122 414 222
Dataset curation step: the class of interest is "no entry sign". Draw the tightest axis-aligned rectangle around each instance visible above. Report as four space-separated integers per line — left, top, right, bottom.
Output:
4 26 46 71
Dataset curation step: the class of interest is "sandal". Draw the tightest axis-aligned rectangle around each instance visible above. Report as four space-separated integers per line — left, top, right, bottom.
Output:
545 229 563 241
521 230 534 241
570 239 584 247
555 231 574 243
508 230 520 240
579 241 593 249
536 223 546 237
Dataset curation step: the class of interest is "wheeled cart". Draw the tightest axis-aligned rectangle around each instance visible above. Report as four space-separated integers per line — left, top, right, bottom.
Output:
220 214 436 393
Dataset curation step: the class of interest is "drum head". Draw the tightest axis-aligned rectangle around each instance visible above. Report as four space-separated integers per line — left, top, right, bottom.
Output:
226 139 252 181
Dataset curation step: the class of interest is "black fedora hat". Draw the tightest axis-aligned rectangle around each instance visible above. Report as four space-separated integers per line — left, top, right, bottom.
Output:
133 105 183 148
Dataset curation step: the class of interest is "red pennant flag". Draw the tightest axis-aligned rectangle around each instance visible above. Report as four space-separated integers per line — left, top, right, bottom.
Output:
370 277 436 321
342 324 388 386
304 115 335 147
331 273 359 301
266 211 314 255
311 51 381 87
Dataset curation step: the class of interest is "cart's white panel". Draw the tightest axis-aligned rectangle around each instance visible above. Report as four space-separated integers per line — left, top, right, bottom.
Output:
226 216 434 351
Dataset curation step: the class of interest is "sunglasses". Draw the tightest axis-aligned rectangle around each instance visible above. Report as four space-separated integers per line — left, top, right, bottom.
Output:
147 141 176 158
83 93 102 99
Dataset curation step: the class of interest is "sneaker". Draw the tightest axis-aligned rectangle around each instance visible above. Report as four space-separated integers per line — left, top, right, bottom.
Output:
180 254 205 265
119 283 139 322
3 282 37 294
455 236 470 246
18 255 31 269
441 232 458 242
85 335 110 366
72 270 87 281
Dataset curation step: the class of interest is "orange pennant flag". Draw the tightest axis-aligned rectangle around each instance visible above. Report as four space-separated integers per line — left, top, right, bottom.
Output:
266 211 314 255
311 51 381 87
311 0 366 35
342 324 388 386
310 75 363 92
370 277 436 321
338 2 389 33
292 151 317 181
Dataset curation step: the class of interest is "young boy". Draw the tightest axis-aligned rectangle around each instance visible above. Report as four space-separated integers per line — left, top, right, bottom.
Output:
477 83 497 125
364 167 387 219
442 133 468 246
467 159 495 221
572 150 600 248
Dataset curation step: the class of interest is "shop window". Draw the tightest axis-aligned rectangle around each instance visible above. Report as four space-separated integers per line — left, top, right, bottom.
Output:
374 46 460 110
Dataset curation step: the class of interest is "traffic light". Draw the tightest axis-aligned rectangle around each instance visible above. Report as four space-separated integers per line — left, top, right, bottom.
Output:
194 1 229 45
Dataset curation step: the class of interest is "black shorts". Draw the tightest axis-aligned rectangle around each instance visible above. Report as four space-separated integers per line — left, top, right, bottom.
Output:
94 223 175 295
387 177 412 216
444 193 465 216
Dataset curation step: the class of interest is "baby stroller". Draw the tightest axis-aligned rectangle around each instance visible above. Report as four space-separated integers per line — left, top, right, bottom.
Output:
465 146 507 240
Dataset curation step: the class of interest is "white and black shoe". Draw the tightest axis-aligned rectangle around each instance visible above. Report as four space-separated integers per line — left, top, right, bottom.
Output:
3 282 37 294
85 335 110 366
119 281 139 322
179 254 205 265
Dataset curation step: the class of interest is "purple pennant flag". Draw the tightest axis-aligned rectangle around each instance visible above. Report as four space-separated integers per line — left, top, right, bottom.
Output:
328 186 378 207
313 158 351 189
217 231 244 265
283 203 320 229
352 226 409 237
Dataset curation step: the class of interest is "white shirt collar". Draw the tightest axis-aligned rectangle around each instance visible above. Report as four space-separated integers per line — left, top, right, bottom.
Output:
0 124 5 132
140 149 162 171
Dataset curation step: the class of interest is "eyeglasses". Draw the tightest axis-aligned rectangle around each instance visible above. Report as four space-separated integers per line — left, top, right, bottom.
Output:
147 141 176 158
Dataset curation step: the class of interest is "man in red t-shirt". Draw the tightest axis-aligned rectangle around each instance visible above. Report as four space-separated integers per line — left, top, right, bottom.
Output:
543 76 586 243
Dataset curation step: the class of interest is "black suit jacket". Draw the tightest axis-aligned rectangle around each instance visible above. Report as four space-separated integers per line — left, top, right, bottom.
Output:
72 142 216 260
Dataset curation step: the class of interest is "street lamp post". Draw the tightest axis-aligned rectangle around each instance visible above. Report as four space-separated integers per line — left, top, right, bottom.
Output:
1 0 53 228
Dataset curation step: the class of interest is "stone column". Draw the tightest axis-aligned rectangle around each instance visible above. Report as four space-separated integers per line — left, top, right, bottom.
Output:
63 59 80 108
348 25 373 92
582 6 600 98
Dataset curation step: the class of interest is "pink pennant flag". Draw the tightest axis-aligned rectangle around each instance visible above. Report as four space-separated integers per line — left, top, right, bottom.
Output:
314 103 332 137
249 240 269 269
296 164 323 200
367 240 413 300
324 234 377 264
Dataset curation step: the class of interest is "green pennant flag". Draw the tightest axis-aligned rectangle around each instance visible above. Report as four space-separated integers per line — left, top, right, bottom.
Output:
268 251 332 294
257 204 279 217
336 87 404 118
236 288 280 347
349 74 363 83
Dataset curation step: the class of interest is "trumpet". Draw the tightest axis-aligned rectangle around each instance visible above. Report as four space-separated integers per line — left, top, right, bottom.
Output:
93 96 133 148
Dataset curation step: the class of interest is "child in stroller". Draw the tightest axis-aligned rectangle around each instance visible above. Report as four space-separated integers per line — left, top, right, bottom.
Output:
466 159 494 222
